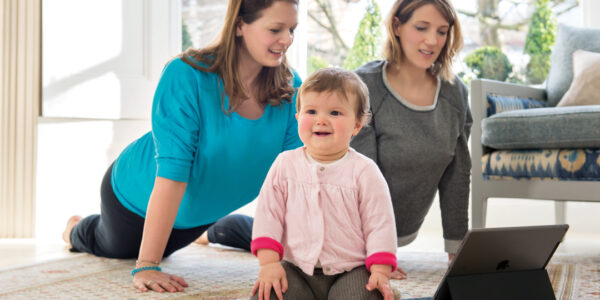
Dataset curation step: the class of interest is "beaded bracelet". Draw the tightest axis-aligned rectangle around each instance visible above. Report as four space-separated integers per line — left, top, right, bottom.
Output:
131 265 162 277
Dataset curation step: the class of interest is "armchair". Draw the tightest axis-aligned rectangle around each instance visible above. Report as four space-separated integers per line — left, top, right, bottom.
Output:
470 80 600 228
470 24 600 228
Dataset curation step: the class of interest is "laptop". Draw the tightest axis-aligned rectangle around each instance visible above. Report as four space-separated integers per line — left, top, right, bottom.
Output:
433 224 569 300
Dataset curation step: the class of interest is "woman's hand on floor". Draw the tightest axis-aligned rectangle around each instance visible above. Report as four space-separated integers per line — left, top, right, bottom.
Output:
133 269 188 293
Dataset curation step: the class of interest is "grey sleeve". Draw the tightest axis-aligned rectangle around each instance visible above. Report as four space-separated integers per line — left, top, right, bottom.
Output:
438 81 472 253
350 111 377 162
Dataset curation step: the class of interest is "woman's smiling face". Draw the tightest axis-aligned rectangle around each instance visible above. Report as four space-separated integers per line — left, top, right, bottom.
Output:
236 1 298 69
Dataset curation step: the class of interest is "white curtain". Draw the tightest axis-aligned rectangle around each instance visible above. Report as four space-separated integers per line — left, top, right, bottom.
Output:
0 0 41 238
583 0 600 28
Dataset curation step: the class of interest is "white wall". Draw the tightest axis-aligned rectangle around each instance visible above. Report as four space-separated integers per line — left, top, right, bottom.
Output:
37 0 180 241
35 119 150 241
42 0 181 119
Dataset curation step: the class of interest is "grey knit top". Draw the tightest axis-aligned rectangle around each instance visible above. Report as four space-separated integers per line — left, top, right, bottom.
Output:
350 60 472 253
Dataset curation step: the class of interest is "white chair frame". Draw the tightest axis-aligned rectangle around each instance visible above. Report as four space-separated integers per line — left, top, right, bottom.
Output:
470 79 600 228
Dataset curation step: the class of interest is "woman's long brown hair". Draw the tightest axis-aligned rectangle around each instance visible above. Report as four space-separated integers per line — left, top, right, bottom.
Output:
181 0 298 113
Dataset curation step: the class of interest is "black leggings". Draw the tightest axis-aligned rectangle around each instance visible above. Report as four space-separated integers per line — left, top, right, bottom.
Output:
69 163 212 258
206 213 254 251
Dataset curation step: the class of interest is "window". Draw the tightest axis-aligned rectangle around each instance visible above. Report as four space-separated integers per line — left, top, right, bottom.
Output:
182 0 227 50
455 0 582 85
304 0 582 84
306 0 389 75
182 0 582 84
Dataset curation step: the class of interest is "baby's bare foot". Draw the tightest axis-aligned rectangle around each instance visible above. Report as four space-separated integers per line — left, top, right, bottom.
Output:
62 215 82 247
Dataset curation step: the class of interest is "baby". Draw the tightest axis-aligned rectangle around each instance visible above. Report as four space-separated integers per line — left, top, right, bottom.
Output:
250 68 398 300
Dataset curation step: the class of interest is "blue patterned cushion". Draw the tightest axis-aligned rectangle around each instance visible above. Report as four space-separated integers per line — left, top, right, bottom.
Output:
486 94 547 117
546 24 600 106
481 105 600 149
482 149 600 181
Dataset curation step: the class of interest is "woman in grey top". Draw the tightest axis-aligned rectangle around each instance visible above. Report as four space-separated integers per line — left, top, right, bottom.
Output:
350 0 471 278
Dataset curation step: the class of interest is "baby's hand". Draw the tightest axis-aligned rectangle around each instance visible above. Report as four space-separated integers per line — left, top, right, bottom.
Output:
252 262 288 300
390 266 407 280
366 265 394 300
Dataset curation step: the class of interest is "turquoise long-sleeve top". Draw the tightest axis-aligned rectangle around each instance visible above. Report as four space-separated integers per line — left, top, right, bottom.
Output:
111 58 302 229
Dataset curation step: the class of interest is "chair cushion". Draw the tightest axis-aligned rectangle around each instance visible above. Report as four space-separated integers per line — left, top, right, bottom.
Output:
482 106 600 149
546 24 600 107
487 94 546 117
482 149 600 181
557 50 600 107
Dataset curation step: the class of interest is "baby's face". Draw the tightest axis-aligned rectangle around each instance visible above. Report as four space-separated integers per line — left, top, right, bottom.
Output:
296 91 363 163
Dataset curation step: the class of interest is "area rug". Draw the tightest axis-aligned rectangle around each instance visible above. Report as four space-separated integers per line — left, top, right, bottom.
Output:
0 244 598 299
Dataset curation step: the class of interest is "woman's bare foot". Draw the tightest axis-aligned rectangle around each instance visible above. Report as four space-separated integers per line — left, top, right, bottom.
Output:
194 231 210 245
62 215 82 247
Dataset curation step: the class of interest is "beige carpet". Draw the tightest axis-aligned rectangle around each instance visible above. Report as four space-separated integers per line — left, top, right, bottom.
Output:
0 244 598 299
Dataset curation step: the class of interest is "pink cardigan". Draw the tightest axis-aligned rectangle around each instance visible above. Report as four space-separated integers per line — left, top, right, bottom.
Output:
251 147 397 276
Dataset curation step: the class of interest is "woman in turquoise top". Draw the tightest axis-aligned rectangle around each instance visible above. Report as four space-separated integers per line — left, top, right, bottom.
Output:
61 0 301 293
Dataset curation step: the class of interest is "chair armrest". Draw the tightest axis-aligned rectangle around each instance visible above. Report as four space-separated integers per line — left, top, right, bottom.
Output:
469 79 547 183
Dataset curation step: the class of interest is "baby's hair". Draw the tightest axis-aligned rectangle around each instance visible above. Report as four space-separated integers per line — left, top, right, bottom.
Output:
297 68 371 125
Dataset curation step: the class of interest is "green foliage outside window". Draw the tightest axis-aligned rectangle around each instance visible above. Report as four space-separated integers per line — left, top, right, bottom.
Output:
464 46 513 82
308 55 330 75
524 0 556 84
343 0 382 71
182 21 193 51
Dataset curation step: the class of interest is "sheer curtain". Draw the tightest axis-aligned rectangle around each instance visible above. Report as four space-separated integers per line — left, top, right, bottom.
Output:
583 0 600 28
0 0 41 238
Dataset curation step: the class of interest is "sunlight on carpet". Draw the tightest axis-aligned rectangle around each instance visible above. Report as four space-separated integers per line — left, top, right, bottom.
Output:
0 244 598 299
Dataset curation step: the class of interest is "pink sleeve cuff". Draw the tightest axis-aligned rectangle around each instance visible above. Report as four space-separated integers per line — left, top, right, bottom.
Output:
251 237 283 260
365 252 397 272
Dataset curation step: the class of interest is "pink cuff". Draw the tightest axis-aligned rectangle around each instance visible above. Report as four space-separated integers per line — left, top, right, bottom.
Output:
365 252 397 272
251 237 283 260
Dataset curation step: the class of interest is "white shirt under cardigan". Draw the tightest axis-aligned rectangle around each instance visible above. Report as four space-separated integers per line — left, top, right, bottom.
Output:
251 147 398 276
